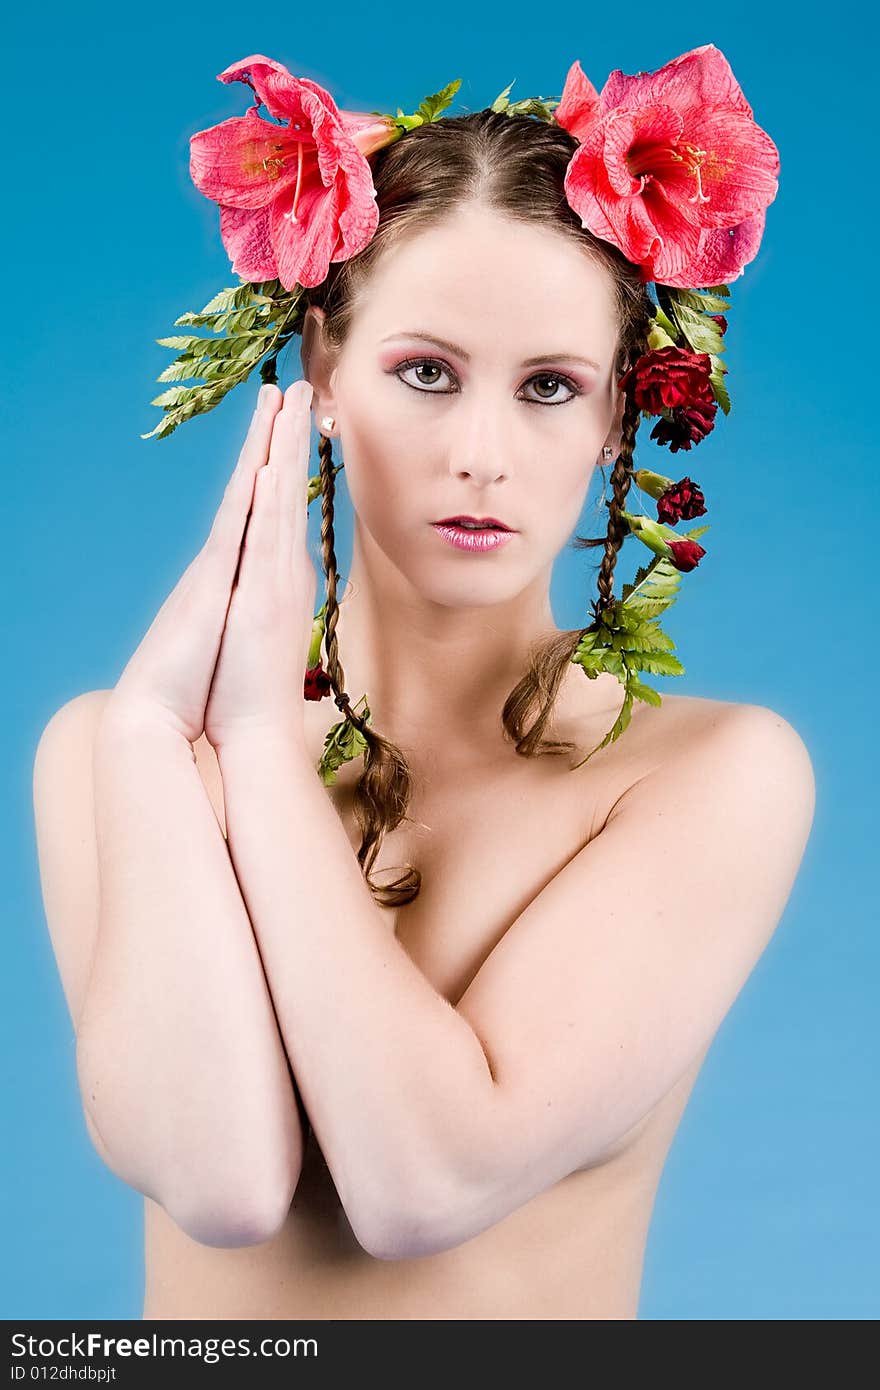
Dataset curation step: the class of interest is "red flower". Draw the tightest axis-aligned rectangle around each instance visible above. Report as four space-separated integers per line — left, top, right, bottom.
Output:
303 663 333 700
650 400 718 451
618 345 714 413
656 476 707 523
189 54 397 290
666 538 706 572
554 43 780 287
710 314 729 334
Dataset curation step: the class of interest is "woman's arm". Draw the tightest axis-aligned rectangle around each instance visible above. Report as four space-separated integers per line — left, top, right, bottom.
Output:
60 695 304 1246
214 704 815 1261
215 726 501 1260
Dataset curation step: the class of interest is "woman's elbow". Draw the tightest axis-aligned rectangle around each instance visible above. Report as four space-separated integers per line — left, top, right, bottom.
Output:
163 1170 299 1249
351 1176 480 1262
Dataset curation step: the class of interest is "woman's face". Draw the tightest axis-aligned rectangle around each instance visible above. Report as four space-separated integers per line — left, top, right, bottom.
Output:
309 203 624 610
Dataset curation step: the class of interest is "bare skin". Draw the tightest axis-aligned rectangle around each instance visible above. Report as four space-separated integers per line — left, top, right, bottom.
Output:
33 206 816 1320
34 658 812 1319
142 671 729 1321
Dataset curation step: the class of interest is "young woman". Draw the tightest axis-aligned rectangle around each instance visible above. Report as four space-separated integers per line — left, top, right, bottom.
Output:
33 94 815 1320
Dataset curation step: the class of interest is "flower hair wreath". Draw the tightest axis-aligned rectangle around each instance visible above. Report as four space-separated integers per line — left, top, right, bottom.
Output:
142 45 780 780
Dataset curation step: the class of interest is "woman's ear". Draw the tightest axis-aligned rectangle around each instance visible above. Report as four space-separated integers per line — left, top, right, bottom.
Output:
301 305 339 431
603 385 627 461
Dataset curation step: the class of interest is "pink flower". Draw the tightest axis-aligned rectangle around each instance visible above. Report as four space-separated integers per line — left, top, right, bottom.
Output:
189 54 398 290
554 44 780 287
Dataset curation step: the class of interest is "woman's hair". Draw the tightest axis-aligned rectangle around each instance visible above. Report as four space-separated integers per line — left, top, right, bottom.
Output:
303 108 655 908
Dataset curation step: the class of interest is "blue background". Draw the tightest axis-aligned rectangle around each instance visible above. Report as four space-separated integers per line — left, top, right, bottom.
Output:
4 0 875 1321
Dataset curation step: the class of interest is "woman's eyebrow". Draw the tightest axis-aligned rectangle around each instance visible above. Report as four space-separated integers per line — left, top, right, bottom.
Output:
381 331 601 372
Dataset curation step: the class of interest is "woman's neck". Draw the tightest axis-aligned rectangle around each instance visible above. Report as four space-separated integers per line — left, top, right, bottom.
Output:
324 534 560 751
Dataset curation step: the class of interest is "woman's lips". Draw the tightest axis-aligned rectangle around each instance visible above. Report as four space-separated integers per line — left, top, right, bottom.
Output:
431 523 517 552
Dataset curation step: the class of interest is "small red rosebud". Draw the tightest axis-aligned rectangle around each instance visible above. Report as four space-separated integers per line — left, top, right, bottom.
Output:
710 314 729 334
303 663 333 700
666 538 707 572
656 476 707 524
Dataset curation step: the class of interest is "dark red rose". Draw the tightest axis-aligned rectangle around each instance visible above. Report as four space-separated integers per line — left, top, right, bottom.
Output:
617 345 714 414
710 314 729 334
650 399 718 451
656 476 707 524
303 662 332 700
666 538 707 572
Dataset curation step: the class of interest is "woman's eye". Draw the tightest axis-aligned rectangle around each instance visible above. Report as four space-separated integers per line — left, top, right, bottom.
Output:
520 373 580 405
393 358 580 406
395 359 456 392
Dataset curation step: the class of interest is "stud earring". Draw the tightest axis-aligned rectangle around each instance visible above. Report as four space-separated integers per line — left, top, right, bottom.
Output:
602 445 614 461
320 415 336 434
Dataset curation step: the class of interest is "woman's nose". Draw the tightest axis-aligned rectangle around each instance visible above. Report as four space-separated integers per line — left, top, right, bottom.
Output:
447 404 511 485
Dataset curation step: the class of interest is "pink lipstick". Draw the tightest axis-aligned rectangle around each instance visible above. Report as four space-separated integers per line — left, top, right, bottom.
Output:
431 522 516 552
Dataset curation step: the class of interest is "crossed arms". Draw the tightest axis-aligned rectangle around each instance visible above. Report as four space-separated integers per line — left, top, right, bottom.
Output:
33 692 815 1259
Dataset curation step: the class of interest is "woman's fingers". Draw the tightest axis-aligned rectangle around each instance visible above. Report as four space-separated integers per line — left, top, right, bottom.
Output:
269 381 314 567
204 387 282 569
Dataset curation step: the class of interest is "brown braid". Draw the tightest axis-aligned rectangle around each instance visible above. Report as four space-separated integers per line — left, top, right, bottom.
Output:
317 430 421 907
579 383 644 618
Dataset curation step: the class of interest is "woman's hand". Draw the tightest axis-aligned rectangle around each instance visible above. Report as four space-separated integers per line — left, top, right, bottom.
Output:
204 379 317 753
104 384 288 744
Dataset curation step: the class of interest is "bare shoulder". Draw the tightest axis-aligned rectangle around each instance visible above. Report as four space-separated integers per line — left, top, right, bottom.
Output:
613 692 817 907
670 693 814 792
627 690 815 795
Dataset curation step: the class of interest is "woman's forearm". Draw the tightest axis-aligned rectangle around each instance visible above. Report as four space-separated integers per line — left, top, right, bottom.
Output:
215 728 498 1259
79 701 304 1245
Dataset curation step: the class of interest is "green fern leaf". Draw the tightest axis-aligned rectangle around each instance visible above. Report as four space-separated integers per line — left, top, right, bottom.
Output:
629 650 685 677
627 677 663 706
416 79 462 124
710 363 731 414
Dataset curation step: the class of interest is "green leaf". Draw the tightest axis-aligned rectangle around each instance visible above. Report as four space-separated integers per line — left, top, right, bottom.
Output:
504 95 560 118
174 310 223 328
651 306 680 341
573 627 599 655
628 650 685 677
201 286 241 315
655 285 734 366
628 677 663 706
670 287 731 315
416 78 462 124
672 307 725 357
615 621 677 653
490 80 515 111
149 384 200 409
570 686 635 768
317 697 371 784
619 556 683 617
710 362 731 414
156 358 209 384
143 276 322 440
156 334 204 352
